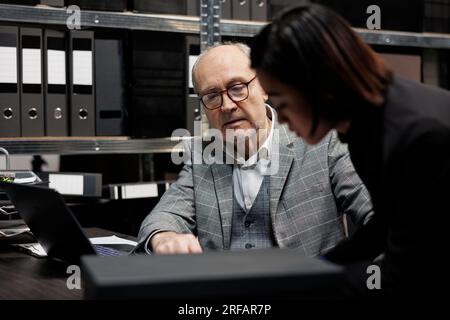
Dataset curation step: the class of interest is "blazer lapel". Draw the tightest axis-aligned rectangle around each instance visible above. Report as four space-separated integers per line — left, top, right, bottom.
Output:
270 125 295 227
211 163 233 249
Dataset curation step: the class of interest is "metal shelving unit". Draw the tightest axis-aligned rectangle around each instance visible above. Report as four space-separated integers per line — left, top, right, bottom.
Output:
0 4 200 34
1 3 450 156
0 137 186 155
355 28 450 49
1 4 450 48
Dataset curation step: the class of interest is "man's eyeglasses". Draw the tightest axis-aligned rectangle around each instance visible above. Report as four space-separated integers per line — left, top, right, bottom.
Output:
199 75 257 110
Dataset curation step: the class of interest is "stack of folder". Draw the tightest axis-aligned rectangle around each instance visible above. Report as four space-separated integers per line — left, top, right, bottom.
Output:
184 0 267 21
0 26 125 138
65 0 128 12
129 31 185 138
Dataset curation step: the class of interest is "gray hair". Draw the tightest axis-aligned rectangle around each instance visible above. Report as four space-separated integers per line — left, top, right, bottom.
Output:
191 42 251 93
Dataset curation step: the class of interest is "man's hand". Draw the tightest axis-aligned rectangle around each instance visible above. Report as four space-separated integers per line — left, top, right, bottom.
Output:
150 231 203 254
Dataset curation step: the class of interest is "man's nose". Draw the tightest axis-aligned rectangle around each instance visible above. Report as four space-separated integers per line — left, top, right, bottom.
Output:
221 93 237 112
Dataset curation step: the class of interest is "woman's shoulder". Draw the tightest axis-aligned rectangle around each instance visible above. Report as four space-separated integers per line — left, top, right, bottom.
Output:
385 75 450 134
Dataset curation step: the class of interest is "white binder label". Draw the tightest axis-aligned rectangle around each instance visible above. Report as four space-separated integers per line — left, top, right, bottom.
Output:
47 49 66 85
73 50 92 85
22 48 42 84
0 46 17 83
122 183 158 199
49 174 84 195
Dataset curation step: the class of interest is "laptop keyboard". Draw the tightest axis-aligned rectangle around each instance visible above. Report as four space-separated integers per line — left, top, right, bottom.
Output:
93 245 129 257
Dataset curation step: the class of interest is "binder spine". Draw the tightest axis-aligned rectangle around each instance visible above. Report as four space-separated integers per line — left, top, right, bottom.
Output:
0 26 20 137
94 37 125 136
69 30 95 136
232 0 250 20
221 0 232 19
250 0 268 21
44 29 68 136
20 28 45 137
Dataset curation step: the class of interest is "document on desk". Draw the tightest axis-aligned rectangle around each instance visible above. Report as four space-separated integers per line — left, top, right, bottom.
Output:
12 235 137 257
0 219 30 238
0 226 30 238
89 235 137 247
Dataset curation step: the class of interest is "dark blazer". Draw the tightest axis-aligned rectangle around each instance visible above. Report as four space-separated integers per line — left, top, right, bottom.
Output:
325 75 450 296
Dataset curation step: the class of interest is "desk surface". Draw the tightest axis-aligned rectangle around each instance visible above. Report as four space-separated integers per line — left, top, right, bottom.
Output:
0 226 136 300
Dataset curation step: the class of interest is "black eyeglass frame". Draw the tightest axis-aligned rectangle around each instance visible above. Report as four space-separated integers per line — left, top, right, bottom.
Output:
199 75 257 110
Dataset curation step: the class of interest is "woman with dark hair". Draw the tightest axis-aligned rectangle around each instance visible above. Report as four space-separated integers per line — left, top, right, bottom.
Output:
251 4 450 296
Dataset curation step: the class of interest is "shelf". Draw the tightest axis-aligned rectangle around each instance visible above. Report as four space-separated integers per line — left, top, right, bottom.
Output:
0 4 200 34
0 136 186 155
1 4 450 49
354 28 450 49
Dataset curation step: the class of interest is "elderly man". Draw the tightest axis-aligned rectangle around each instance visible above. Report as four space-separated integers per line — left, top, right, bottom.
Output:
136 43 372 255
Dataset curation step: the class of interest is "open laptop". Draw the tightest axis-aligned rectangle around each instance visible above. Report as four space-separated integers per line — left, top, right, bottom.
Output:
0 182 133 263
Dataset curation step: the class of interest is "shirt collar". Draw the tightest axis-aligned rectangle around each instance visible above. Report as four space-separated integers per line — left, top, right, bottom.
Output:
235 104 275 169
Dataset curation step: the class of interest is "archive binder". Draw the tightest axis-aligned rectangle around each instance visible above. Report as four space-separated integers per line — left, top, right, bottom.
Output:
20 27 44 137
95 37 125 136
222 0 232 19
314 0 423 32
103 182 168 200
232 0 250 20
186 0 199 16
187 0 231 19
0 26 20 137
69 30 95 136
268 0 297 19
39 0 64 6
132 0 186 14
380 53 422 82
44 29 68 136
0 1 38 5
251 0 268 21
38 172 102 197
65 0 128 12
130 31 185 138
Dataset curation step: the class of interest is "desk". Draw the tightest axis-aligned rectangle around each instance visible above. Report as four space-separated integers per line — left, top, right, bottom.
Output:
0 227 136 300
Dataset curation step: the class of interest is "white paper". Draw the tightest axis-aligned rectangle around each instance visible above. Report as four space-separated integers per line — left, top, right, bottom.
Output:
113 186 119 200
0 46 17 83
22 48 42 84
89 235 137 247
47 49 66 85
188 55 198 88
73 50 92 85
49 173 84 195
122 183 158 199
0 227 30 238
12 236 136 258
13 175 39 184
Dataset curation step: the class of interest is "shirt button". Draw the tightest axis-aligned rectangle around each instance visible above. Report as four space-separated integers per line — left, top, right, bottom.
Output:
245 243 254 249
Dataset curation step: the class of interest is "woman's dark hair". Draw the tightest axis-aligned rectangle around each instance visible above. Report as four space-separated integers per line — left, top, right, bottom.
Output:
250 4 392 133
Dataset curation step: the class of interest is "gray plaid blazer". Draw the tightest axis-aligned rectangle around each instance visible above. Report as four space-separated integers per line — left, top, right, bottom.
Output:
137 123 373 256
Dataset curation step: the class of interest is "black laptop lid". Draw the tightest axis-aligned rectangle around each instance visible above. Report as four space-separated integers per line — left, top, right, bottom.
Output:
0 182 96 262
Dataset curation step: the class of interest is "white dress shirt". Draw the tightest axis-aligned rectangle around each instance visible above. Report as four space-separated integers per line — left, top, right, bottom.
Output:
231 106 275 212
